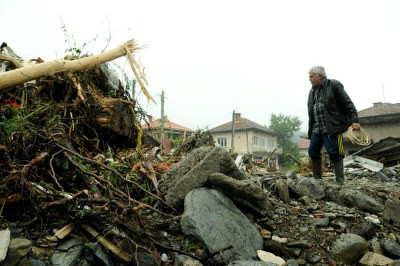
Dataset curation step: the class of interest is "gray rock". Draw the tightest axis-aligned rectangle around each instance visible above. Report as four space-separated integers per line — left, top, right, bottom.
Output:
285 170 297 180
313 217 330 227
331 233 368 264
263 240 288 257
384 198 400 224
1 238 32 266
298 196 312 205
20 258 47 266
359 251 393 266
276 179 290 203
180 188 263 264
370 237 385 254
117 239 159 266
338 189 383 214
295 258 307 265
51 238 84 266
228 260 277 266
324 212 337 220
391 260 400 266
133 252 159 266
209 172 274 215
0 228 10 263
160 146 245 209
174 254 203 266
287 240 310 249
159 146 214 191
309 255 321 263
381 238 400 259
92 243 113 266
286 259 299 266
295 177 325 199
299 227 309 233
352 221 377 240
288 183 302 199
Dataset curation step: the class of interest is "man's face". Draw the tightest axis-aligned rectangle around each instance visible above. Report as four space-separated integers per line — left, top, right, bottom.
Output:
309 72 323 88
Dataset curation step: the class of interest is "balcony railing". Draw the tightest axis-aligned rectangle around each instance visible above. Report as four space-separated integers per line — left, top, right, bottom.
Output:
252 147 283 154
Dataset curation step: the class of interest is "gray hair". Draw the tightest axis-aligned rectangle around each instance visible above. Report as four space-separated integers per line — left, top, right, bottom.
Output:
309 66 327 78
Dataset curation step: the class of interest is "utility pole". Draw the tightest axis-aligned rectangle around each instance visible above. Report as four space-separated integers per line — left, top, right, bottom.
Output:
231 110 235 153
160 90 165 150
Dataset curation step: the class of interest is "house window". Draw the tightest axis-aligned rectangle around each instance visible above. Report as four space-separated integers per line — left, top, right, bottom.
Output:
252 136 259 146
217 137 227 147
260 138 266 147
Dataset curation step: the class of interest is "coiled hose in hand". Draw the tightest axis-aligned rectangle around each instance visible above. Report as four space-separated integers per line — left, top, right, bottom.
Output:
346 126 371 146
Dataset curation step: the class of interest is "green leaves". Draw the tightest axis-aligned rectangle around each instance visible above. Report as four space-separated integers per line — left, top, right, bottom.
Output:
269 113 302 167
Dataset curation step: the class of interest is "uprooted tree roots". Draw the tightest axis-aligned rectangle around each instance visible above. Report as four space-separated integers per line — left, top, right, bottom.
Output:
0 65 206 263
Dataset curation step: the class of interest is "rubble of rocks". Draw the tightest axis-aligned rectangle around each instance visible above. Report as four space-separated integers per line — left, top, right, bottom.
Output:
2 42 400 266
2 142 400 265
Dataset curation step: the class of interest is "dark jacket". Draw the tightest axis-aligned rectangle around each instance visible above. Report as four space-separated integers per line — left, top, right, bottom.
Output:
307 78 359 138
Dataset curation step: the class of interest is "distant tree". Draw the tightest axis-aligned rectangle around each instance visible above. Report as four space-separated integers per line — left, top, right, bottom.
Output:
269 113 302 167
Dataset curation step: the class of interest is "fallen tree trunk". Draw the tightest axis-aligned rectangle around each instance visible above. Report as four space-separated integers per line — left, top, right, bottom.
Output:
0 40 138 92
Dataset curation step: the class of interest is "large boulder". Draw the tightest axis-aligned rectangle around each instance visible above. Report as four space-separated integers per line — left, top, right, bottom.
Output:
159 147 245 209
294 177 325 199
331 233 368 264
208 173 274 216
339 189 383 214
180 188 263 264
383 198 400 224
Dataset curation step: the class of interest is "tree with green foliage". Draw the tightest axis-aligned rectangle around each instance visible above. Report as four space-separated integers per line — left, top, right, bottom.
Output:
269 113 302 168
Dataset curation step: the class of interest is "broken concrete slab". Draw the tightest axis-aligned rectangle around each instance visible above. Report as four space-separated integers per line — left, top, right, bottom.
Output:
344 155 384 172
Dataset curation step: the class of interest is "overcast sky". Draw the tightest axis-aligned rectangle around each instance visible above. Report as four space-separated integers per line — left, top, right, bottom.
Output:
1 0 400 132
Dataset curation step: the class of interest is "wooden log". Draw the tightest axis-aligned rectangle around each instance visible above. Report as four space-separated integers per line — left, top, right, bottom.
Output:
0 40 139 91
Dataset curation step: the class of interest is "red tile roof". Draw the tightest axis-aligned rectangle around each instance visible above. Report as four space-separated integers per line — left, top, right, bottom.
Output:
142 119 194 132
296 138 310 149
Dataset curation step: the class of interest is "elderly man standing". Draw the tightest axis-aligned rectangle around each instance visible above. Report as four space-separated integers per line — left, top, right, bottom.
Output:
307 66 360 185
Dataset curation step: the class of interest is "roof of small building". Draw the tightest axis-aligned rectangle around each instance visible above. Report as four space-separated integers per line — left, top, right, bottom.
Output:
296 138 310 149
142 119 194 132
358 102 400 117
209 114 276 135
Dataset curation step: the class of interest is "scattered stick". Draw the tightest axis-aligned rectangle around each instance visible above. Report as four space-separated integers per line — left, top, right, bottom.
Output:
146 235 203 261
40 190 88 209
63 151 174 218
82 224 132 262
21 152 48 179
55 143 170 207
54 223 75 240
49 150 65 192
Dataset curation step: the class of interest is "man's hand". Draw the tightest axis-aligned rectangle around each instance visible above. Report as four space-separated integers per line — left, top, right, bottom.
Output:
352 122 361 130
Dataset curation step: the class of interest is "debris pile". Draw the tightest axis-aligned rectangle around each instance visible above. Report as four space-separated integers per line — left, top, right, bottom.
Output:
0 41 180 265
1 42 400 266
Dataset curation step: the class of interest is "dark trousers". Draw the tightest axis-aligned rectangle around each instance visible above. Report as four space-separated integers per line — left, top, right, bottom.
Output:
308 132 344 162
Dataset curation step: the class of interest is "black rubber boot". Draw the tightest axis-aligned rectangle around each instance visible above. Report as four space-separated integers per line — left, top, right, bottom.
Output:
311 158 322 179
333 160 344 185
